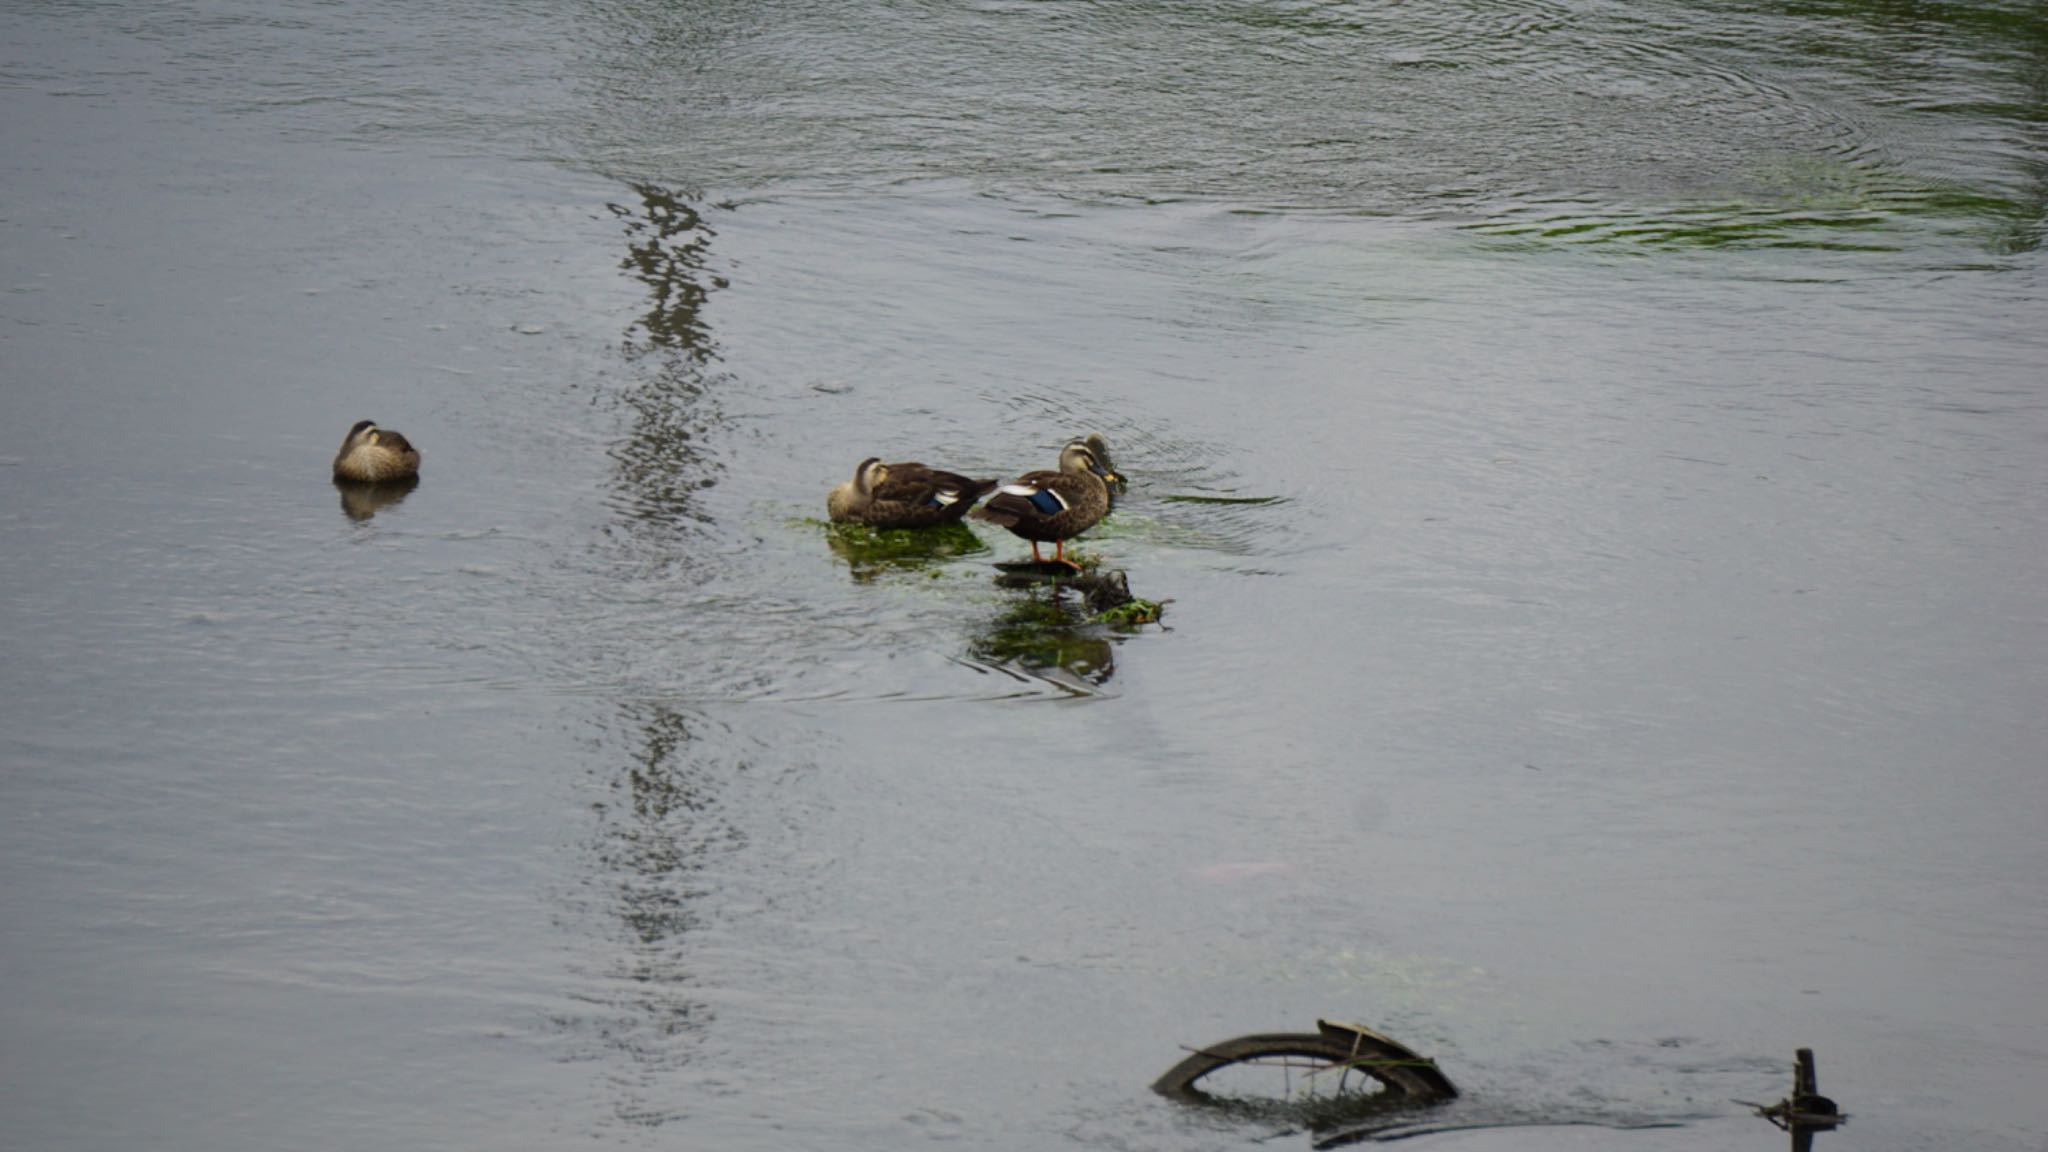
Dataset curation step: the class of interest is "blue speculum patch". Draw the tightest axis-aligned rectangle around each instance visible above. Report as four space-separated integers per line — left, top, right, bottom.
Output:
1026 489 1065 515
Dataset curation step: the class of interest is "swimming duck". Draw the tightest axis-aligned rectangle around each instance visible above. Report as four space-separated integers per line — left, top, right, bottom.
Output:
827 457 999 529
332 420 421 484
970 440 1115 566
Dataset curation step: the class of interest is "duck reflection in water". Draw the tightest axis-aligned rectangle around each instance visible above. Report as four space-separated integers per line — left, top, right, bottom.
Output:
335 474 420 522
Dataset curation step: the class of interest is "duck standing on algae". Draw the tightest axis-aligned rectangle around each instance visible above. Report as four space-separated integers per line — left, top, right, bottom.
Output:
970 436 1121 568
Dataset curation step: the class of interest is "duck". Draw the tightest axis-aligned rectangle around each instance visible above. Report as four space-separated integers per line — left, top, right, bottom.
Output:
332 420 421 484
970 439 1116 566
1068 433 1127 505
827 457 999 529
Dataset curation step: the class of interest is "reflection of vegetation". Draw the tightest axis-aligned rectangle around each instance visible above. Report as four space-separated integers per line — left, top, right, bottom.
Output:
819 519 990 583
605 183 728 529
965 570 1165 691
334 475 417 522
967 589 1118 690
1460 0 2048 254
1466 204 1902 251
611 182 725 362
559 184 735 1119
1766 0 2046 58
2001 13 2048 254
1746 0 2048 252
569 705 738 1091
1162 493 1287 506
592 184 733 948
595 708 736 943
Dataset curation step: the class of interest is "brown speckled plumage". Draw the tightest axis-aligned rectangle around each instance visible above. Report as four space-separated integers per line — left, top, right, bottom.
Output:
827 456 997 528
970 441 1115 564
332 420 421 484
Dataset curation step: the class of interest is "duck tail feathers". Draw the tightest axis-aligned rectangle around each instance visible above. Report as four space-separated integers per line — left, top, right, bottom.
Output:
969 501 1019 527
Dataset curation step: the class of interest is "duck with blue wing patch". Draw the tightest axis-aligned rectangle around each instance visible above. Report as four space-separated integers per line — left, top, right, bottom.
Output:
827 456 998 529
970 439 1115 567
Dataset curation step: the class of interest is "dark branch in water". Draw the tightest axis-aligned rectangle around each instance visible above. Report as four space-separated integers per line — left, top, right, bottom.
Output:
1734 1046 1845 1151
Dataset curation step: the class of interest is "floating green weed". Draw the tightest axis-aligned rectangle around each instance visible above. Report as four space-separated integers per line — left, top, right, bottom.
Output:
1461 154 2037 254
1161 494 1288 506
805 518 990 584
967 592 1118 685
1092 597 1166 626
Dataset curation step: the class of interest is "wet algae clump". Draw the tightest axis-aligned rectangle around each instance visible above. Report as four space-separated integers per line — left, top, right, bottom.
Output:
967 592 1120 688
967 564 1167 690
818 519 989 583
992 560 1166 624
811 519 1166 689
1090 594 1164 626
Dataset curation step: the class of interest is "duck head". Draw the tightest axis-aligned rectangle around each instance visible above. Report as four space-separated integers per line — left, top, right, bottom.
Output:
1063 435 1125 494
853 456 889 495
1058 441 1106 477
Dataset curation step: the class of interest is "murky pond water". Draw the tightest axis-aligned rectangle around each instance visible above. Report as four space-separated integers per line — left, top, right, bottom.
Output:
4 2 2045 1150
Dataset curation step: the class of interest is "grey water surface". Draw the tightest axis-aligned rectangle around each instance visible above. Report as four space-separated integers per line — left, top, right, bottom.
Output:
3 2 2045 1150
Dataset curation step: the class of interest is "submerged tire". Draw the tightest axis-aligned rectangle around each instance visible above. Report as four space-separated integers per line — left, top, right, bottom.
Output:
1152 1023 1457 1104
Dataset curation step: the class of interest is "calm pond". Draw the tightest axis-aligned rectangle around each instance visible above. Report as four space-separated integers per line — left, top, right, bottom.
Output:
3 2 2044 1150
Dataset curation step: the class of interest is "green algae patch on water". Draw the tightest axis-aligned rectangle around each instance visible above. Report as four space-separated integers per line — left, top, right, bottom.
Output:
989 564 1164 625
963 566 1167 691
807 518 991 583
1454 152 2048 256
1160 493 1287 506
965 592 1118 688
1091 596 1165 626
992 553 1104 579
